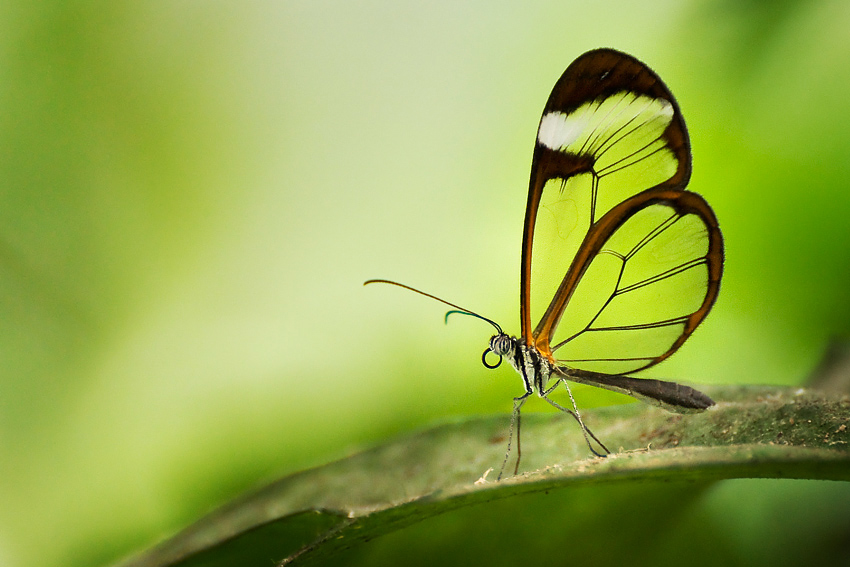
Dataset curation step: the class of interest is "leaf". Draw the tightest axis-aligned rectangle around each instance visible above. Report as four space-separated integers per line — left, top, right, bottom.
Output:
112 385 850 567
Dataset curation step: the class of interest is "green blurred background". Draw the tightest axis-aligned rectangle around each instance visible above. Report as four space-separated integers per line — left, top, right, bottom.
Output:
2 1 850 566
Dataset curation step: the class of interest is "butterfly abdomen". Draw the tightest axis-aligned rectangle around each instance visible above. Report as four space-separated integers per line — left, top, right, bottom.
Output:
564 367 715 412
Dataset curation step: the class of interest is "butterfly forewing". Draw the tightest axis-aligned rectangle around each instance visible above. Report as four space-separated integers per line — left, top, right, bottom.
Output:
521 49 691 344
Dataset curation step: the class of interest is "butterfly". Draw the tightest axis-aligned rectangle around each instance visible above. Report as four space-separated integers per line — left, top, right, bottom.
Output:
366 48 724 479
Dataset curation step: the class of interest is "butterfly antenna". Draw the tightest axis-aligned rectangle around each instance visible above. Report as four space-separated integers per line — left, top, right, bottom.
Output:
444 310 502 334
364 279 502 333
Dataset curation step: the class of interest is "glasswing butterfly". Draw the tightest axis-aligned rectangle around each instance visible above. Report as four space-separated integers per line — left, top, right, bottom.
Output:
366 48 723 479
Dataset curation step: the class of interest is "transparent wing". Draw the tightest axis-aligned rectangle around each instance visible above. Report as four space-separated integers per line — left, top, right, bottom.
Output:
537 189 723 374
520 49 691 344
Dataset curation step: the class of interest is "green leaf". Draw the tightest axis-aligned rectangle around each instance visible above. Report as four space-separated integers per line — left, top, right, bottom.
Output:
113 385 850 567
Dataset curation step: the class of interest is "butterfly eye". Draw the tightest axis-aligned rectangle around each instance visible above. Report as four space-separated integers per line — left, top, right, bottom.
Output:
489 334 513 356
483 334 512 368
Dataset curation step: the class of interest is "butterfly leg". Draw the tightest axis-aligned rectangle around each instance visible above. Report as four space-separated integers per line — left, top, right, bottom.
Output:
498 390 532 481
541 380 610 457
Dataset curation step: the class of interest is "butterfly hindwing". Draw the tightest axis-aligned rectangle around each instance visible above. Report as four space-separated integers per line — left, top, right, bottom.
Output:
545 188 723 374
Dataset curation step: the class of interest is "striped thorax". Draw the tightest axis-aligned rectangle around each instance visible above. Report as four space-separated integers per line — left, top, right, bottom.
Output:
488 334 553 396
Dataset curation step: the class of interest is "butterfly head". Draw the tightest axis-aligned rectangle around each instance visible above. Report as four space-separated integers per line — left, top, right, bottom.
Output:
483 333 515 369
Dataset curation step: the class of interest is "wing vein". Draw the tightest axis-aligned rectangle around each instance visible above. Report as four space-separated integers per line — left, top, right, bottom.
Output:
615 258 708 295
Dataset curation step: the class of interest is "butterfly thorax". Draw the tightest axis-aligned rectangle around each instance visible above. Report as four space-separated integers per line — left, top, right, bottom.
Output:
489 333 554 395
